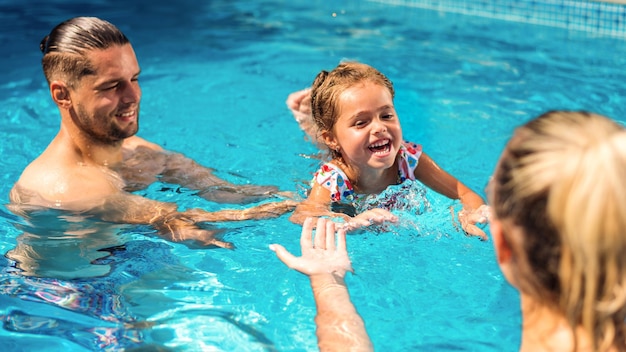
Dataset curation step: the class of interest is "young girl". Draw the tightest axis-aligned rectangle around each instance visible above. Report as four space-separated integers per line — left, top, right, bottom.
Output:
287 62 489 239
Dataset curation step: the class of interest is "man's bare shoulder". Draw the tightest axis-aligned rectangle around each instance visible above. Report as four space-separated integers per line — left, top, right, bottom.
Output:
123 136 163 151
11 156 123 210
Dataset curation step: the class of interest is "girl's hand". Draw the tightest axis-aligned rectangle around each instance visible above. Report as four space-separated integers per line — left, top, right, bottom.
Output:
458 204 491 241
270 217 353 278
340 208 398 232
286 88 312 123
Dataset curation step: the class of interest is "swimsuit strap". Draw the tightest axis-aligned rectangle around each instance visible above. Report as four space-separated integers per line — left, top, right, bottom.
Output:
397 141 422 182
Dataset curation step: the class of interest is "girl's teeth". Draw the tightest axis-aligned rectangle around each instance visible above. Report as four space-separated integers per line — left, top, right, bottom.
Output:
370 140 389 148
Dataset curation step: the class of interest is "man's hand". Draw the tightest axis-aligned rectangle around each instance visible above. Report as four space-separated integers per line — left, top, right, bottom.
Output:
340 208 398 232
158 216 234 249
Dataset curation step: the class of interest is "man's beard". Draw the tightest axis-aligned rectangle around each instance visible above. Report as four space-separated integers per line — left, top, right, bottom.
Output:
73 104 139 144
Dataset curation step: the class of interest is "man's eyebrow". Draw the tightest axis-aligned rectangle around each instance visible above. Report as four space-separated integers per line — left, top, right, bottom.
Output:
96 70 142 87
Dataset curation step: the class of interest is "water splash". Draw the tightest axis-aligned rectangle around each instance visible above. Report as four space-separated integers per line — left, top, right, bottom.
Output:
356 180 461 239
355 180 432 215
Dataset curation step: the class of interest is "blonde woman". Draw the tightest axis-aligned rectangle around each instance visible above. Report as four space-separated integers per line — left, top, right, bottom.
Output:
489 110 626 351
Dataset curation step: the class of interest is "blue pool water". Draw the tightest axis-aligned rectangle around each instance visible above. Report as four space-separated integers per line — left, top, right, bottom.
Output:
2 0 626 351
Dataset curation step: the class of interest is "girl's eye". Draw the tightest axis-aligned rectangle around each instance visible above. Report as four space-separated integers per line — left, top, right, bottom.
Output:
382 114 394 120
354 120 367 127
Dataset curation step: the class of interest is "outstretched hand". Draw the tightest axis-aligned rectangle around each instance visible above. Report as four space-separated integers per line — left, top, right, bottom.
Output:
270 217 353 279
458 204 491 241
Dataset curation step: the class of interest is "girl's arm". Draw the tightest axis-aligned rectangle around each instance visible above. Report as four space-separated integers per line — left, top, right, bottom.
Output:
287 88 324 147
414 153 489 239
289 184 397 230
289 183 351 224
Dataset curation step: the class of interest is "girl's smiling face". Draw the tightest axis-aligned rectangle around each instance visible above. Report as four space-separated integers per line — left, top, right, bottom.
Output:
325 81 403 174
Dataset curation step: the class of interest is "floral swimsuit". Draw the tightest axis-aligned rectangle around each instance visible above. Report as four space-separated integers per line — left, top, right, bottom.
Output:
312 141 423 207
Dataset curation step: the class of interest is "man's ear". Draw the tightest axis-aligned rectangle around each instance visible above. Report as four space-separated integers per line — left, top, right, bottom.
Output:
50 81 72 108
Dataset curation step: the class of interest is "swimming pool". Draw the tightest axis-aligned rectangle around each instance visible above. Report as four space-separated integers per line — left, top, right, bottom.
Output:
2 0 626 350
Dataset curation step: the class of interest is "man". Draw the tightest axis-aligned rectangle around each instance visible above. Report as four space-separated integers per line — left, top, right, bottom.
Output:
9 17 295 249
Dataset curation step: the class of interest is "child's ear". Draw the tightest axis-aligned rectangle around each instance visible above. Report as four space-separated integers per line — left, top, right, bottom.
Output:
50 81 72 108
321 130 339 151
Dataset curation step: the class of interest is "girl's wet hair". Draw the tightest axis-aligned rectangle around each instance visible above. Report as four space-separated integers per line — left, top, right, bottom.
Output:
310 61 394 159
40 17 129 87
492 111 626 351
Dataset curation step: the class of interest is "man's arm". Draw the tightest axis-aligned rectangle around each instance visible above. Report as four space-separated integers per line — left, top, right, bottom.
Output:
10 163 296 249
271 218 373 351
123 136 288 204
93 192 296 248
159 151 284 204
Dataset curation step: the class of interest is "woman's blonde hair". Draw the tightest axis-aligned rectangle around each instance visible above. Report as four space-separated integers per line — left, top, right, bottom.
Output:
492 111 626 351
